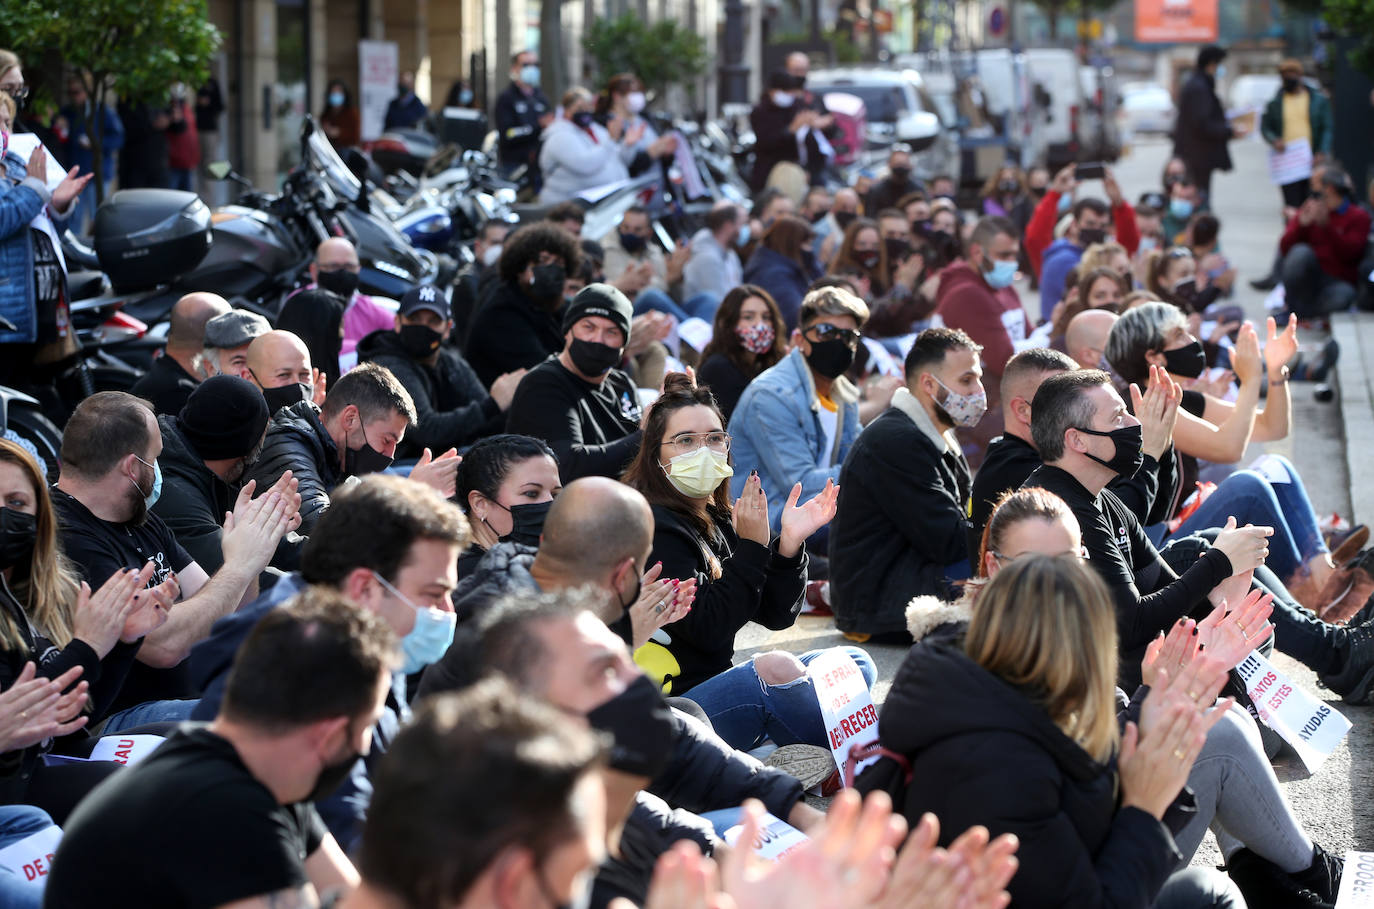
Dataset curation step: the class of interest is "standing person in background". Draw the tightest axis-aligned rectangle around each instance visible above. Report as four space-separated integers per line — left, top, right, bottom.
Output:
116 94 169 190
494 50 553 188
1260 59 1331 209
383 71 428 131
749 71 831 194
597 73 677 178
194 76 224 196
164 84 199 192
321 79 361 151
1174 45 1237 206
53 73 122 226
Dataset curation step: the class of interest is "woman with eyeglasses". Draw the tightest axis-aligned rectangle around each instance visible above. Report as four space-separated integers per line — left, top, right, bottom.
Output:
621 372 872 752
882 487 1343 907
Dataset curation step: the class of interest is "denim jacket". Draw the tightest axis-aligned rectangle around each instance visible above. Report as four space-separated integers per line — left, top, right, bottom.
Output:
0 150 51 343
728 347 860 530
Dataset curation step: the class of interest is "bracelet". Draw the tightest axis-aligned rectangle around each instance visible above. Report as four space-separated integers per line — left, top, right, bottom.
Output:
1269 376 1289 387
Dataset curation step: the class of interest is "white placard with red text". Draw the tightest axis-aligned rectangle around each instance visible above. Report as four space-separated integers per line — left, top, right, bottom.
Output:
88 733 165 766
0 824 62 892
1337 852 1374 907
1236 650 1350 772
807 650 879 783
723 812 809 862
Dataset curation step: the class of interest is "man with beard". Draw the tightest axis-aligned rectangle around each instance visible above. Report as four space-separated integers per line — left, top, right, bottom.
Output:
51 391 300 723
44 591 394 908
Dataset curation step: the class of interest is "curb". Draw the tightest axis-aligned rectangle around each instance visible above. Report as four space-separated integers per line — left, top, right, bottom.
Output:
1334 311 1374 523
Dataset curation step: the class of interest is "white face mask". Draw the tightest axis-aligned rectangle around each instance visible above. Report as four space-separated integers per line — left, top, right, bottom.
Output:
771 91 796 108
626 92 646 114
481 244 503 267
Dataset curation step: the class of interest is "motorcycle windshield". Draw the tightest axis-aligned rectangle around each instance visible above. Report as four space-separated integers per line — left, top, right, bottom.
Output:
305 124 363 202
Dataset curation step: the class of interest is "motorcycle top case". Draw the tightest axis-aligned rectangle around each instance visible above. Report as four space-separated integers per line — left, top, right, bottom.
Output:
94 189 212 292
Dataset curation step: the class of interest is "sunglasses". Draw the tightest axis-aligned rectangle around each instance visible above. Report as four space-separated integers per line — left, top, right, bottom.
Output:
807 323 861 346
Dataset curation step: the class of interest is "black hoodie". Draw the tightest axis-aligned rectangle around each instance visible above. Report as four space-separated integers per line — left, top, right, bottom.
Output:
151 415 234 574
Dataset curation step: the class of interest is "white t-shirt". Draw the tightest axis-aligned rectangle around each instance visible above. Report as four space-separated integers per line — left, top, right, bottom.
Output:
817 400 840 466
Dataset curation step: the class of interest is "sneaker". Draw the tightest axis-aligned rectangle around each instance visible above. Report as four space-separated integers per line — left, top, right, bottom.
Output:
1292 338 1340 382
1226 848 1334 908
1290 843 1343 904
1250 275 1279 291
1329 524 1369 566
765 744 837 792
1319 622 1374 704
802 581 833 617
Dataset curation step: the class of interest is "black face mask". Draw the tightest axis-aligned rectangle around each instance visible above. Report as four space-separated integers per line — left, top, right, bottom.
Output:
568 338 622 376
306 747 359 803
1075 424 1145 478
1162 339 1207 379
884 237 911 262
619 232 647 253
497 499 553 547
343 426 394 477
398 323 444 359
0 507 36 571
805 338 856 379
317 268 360 300
571 110 595 129
529 263 566 304
262 382 311 414
889 166 912 183
833 211 857 231
1283 77 1300 93
586 674 676 779
1078 227 1107 247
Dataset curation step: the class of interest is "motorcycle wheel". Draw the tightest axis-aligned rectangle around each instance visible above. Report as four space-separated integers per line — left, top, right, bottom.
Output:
3 404 63 481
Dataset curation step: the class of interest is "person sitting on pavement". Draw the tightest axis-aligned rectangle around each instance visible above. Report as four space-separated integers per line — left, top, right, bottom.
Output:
1044 266 1127 351
465 221 582 387
186 474 467 851
1278 164 1371 324
602 205 709 322
1025 164 1140 306
829 329 984 644
865 146 921 215
742 214 822 332
150 375 276 574
130 292 230 415
538 86 634 205
504 284 644 483
1065 304 1121 370
729 286 868 541
546 200 586 238
246 362 460 533
814 187 859 263
244 329 326 415
199 308 270 381
44 591 394 908
799 185 832 226
449 219 510 350
291 237 398 368
695 285 789 422
49 392 299 727
358 284 524 457
682 201 746 310
1038 192 1124 323
827 217 888 300
453 433 561 577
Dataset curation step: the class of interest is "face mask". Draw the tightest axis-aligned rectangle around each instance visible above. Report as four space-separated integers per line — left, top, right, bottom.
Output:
1078 227 1107 247
262 382 312 414
1162 339 1207 379
131 455 162 511
530 263 566 302
317 268 360 300
771 91 796 108
805 337 856 380
1282 77 1300 93
0 507 36 571
328 91 345 107
458 87 474 105
1215 64 1227 82
1057 194 1073 214
586 674 676 779
999 180 1020 194
1139 236 1158 253
933 376 988 428
520 65 541 86
884 237 911 262
1172 276 1198 305
626 91 646 114
494 499 553 547
1075 424 1145 478
1169 198 1194 220
372 571 457 674
568 338 622 376
662 446 734 499
736 321 775 355
307 745 359 803
344 424 394 477
399 323 444 359
571 110 595 129
981 258 1018 289
833 211 857 231
736 224 751 247
890 166 912 183
480 244 503 267
855 250 881 271
619 231 647 253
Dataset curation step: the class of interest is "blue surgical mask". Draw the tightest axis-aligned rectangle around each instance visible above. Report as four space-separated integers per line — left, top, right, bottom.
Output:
1215 64 1227 82
982 259 1018 289
1057 193 1073 215
520 65 541 86
132 455 162 509
1169 197 1194 220
737 224 751 246
328 91 345 107
458 88 474 106
373 572 457 674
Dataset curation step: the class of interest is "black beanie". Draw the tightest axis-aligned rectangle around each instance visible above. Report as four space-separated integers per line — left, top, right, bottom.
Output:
177 376 271 460
561 283 634 340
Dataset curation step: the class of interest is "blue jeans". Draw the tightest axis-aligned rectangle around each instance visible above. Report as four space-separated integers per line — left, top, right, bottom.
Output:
101 698 198 733
1168 456 1324 580
634 288 721 323
167 168 194 192
682 647 878 752
0 805 56 909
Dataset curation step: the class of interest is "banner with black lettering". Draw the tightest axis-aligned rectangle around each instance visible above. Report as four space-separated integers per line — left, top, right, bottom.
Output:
1235 651 1350 773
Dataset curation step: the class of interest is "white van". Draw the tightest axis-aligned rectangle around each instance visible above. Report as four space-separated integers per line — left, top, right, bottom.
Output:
1023 48 1085 169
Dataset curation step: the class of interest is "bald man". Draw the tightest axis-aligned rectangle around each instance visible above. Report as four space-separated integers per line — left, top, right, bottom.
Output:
295 237 397 362
1065 308 1119 370
244 329 323 415
131 292 232 414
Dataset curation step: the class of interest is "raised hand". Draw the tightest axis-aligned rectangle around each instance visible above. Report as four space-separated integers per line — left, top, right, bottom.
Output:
0 664 89 752
310 368 328 407
1129 364 1180 460
50 166 93 214
627 563 695 648
1264 313 1299 381
1230 322 1263 387
1197 589 1274 669
408 448 461 498
72 563 156 656
779 479 839 557
122 572 178 643
1211 516 1273 576
221 481 295 574
1120 689 1216 820
25 147 46 183
641 842 728 909
732 472 771 548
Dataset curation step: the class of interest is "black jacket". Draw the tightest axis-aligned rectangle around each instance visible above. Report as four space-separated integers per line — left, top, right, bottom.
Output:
1173 70 1233 175
150 415 234 574
504 357 644 483
696 354 753 424
829 401 974 635
356 329 502 457
244 401 342 535
494 82 551 169
464 280 565 387
638 505 806 695
861 640 1182 909
130 355 199 416
748 97 827 192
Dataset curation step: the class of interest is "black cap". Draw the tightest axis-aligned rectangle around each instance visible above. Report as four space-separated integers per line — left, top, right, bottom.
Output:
561 283 633 340
398 284 450 320
203 310 271 350
176 375 270 460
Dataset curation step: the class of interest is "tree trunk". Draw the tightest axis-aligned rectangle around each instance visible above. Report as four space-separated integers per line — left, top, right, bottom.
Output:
90 75 107 205
1046 0 1060 39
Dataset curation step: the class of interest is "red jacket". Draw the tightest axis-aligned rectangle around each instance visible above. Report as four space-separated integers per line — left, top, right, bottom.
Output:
1024 190 1140 278
935 260 1030 380
1279 202 1371 284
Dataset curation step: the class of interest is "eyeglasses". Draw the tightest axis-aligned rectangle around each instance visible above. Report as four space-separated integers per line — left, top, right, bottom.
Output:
1164 247 1192 260
990 547 1089 564
663 431 731 454
0 84 27 103
806 323 861 347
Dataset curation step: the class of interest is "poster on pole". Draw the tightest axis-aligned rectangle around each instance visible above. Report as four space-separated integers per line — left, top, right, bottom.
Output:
1135 0 1218 43
358 40 398 141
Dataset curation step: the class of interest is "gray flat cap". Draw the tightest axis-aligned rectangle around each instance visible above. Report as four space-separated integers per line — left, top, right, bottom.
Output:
203 310 271 349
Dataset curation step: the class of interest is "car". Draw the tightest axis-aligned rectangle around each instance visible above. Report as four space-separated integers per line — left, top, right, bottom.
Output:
1120 82 1176 136
1229 74 1283 114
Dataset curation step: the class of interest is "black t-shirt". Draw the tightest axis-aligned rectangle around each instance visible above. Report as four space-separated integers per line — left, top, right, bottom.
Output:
51 487 197 712
131 355 201 416
45 727 326 909
30 228 67 346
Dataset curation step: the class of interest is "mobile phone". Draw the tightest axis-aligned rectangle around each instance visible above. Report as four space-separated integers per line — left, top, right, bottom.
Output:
1076 162 1106 180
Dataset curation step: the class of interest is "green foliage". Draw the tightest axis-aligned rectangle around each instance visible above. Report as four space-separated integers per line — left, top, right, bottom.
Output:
582 13 709 99
3 0 221 198
1302 0 1374 75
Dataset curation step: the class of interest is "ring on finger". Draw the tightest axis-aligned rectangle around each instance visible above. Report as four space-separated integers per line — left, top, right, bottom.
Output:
1173 747 1187 760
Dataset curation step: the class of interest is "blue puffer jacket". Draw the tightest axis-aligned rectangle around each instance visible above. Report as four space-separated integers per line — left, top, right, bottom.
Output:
0 150 51 343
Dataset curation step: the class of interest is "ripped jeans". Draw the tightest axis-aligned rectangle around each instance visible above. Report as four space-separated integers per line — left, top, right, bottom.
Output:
681 647 878 752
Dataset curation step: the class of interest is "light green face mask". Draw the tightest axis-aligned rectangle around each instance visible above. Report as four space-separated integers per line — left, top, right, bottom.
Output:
663 446 734 499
